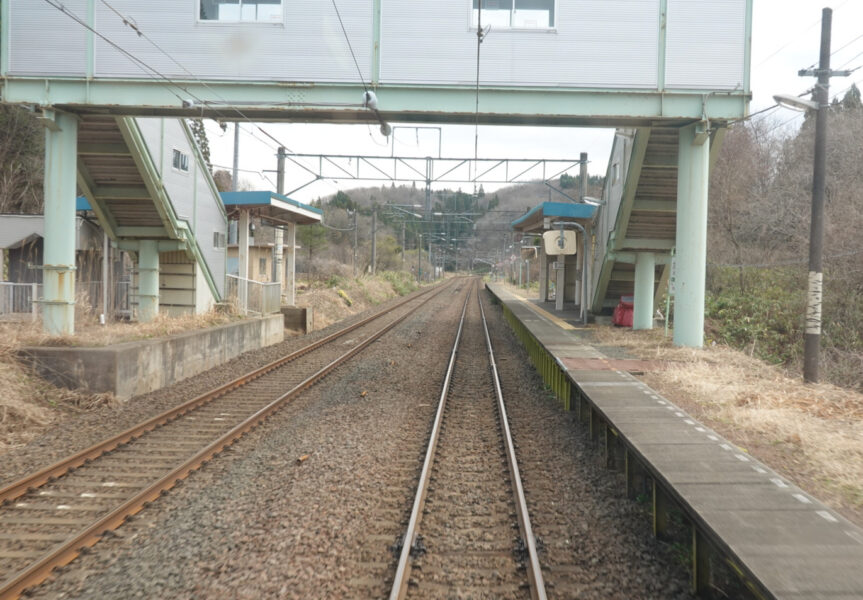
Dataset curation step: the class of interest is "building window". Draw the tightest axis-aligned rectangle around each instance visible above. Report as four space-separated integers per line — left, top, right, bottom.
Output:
259 257 267 275
172 149 190 172
213 231 226 249
200 0 283 22
471 0 555 29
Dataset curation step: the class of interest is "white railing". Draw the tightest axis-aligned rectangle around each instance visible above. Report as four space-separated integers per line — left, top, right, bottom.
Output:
0 282 41 320
225 274 281 315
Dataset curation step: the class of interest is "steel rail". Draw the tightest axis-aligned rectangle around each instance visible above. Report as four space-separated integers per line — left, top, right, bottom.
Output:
0 282 444 507
478 288 548 600
388 283 472 600
0 278 452 600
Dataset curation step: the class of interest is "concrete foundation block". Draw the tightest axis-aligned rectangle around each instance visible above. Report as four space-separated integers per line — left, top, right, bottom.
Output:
22 314 284 401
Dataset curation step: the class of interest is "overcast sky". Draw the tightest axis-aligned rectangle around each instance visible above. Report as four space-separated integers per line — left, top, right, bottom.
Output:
207 1 863 203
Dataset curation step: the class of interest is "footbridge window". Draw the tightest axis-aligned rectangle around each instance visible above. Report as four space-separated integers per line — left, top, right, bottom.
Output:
471 0 555 29
199 0 283 23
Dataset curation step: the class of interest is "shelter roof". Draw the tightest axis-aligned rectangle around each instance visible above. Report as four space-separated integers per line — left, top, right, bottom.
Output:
511 201 597 233
220 191 322 226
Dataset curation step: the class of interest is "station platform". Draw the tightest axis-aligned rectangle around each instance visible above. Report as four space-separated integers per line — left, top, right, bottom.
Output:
486 282 863 599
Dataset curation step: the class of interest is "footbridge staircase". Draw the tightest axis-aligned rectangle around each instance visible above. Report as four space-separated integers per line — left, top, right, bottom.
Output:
76 116 227 316
590 126 724 322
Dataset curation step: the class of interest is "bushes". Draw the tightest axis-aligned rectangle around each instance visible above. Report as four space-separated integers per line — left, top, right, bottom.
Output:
380 270 419 296
705 266 863 390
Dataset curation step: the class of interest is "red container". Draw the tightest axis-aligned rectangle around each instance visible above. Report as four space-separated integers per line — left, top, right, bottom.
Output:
612 295 634 327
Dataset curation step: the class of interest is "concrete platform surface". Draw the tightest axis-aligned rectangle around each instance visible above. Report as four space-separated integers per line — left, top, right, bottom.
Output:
486 283 863 599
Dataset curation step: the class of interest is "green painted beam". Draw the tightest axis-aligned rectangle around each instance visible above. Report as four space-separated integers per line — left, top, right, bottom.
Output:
608 251 672 265
78 143 132 156
610 271 636 282
621 238 675 250
1 78 750 126
116 226 171 238
94 185 151 199
632 199 676 212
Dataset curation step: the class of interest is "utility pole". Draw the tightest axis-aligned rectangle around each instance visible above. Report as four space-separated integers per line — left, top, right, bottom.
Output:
579 152 588 203
353 210 358 278
371 208 377 275
274 147 286 294
800 8 847 383
417 233 422 283
401 221 406 271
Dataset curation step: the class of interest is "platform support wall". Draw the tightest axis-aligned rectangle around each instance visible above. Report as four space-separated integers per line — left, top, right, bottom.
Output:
42 112 79 335
138 240 159 322
673 123 710 347
633 252 656 330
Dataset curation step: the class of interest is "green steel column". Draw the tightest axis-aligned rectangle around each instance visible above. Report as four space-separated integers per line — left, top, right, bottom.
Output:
673 124 709 347
633 252 656 330
42 111 78 336
138 240 159 322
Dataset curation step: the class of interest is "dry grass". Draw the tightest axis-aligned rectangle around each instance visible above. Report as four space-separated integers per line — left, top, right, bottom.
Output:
296 274 420 330
6 309 240 348
0 336 117 453
0 308 241 452
592 326 863 510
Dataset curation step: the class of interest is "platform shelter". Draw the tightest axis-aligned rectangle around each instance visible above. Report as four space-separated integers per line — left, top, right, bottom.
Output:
220 191 322 307
511 202 597 319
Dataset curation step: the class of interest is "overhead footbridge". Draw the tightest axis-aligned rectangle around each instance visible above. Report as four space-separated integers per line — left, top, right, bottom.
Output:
1 0 751 338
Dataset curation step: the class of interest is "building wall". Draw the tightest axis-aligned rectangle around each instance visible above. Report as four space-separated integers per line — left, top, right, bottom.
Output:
135 118 227 299
7 0 748 91
227 246 273 283
381 0 659 88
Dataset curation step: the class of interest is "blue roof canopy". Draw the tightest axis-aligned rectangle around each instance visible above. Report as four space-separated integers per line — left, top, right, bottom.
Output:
511 201 597 232
220 191 322 226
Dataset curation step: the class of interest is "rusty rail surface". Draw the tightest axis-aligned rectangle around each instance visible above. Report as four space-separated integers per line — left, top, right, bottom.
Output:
0 280 453 600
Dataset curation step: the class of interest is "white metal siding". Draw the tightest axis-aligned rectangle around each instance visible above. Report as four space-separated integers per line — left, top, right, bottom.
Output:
135 118 226 298
8 0 88 76
665 0 746 90
380 0 659 88
92 1 371 82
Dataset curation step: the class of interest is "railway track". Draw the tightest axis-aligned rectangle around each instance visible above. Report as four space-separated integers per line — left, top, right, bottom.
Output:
0 280 455 599
389 280 546 600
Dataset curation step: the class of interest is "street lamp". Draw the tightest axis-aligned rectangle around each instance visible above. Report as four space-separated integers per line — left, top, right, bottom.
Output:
772 93 818 112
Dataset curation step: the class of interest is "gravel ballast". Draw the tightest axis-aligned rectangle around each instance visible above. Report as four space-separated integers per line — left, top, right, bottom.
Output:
17 280 695 599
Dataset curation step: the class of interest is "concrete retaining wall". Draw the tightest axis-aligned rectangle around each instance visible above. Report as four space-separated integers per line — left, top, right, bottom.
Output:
22 314 284 400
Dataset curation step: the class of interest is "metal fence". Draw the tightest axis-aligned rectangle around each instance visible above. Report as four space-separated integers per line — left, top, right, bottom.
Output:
0 282 41 320
225 274 281 315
